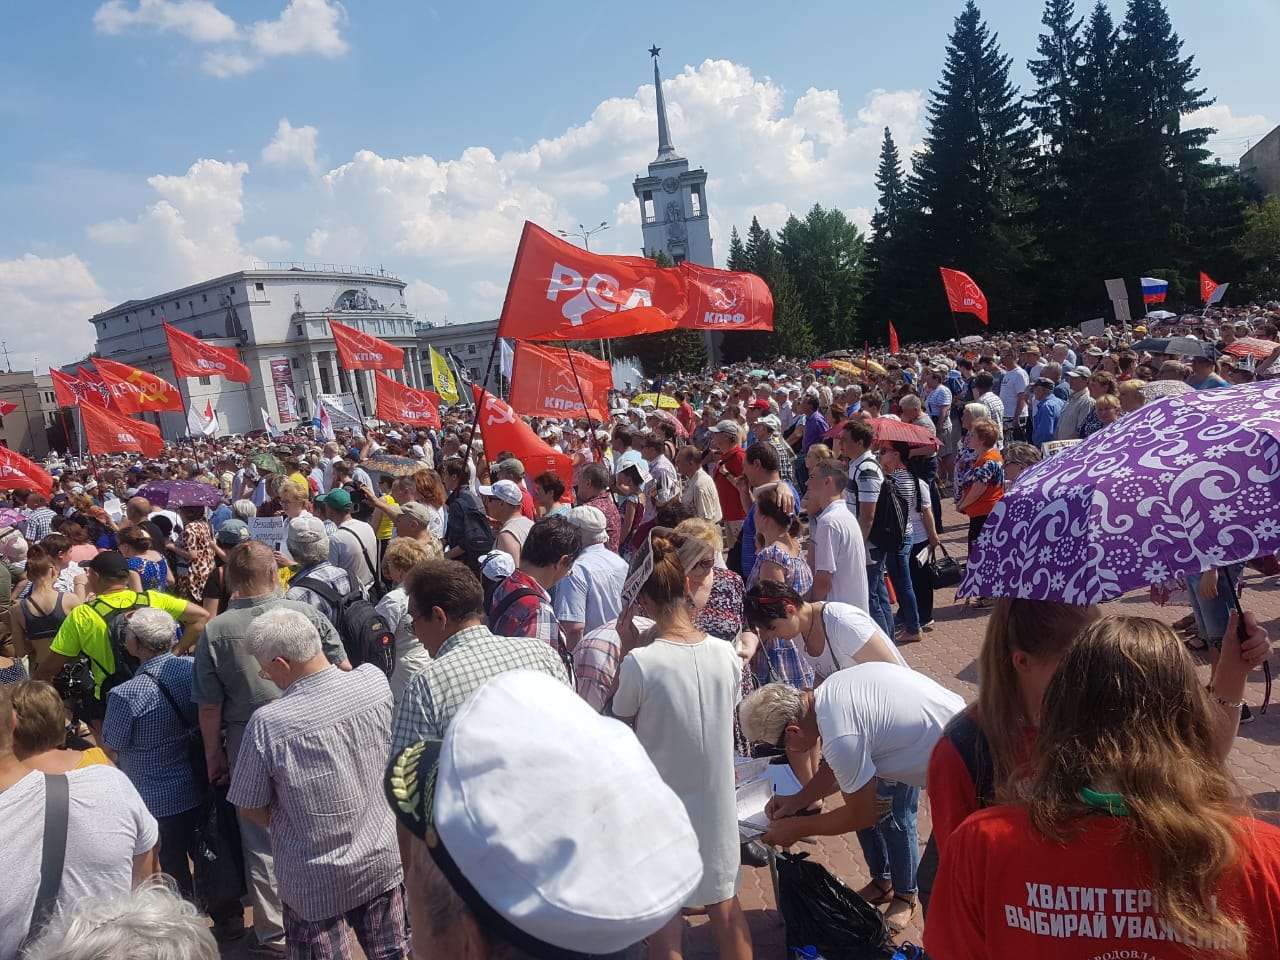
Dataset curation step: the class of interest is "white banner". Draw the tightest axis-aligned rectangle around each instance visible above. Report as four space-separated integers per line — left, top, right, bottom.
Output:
318 393 364 437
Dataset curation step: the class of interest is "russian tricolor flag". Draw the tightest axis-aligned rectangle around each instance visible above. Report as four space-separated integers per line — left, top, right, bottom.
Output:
1140 277 1168 305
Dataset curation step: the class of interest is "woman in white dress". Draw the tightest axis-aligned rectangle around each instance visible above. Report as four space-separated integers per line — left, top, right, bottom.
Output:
611 531 753 960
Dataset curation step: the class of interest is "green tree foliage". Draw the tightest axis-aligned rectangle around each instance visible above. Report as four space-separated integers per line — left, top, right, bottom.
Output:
777 204 866 349
863 128 920 341
1238 196 1280 299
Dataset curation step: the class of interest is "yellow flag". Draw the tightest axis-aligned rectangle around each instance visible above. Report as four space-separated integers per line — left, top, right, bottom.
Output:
430 346 458 404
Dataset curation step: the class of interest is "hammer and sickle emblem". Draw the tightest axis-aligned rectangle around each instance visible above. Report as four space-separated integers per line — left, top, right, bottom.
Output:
484 401 516 427
127 371 169 404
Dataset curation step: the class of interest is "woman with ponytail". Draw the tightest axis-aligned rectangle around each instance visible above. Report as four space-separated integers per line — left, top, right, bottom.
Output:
927 614 1279 958
612 530 752 960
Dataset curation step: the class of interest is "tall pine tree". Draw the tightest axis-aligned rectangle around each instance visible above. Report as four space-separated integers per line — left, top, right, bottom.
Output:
861 128 919 341
903 0 1038 334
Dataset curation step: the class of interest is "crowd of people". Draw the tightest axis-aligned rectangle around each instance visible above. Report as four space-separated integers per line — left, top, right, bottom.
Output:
0 302 1278 959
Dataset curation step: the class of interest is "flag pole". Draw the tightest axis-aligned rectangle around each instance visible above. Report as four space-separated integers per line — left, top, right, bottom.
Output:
461 338 503 470
562 345 603 463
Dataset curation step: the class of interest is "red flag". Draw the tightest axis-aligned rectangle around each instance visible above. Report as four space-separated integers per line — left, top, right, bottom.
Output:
0 400 15 417
472 385 574 490
888 322 900 354
0 447 54 496
329 319 405 371
508 342 612 421
50 368 84 407
75 366 112 408
374 372 441 428
93 358 183 414
164 323 251 382
676 260 774 332
1200 272 1219 304
79 403 164 457
939 268 989 325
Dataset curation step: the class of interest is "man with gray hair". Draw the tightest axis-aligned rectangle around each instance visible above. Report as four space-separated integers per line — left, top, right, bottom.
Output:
103 607 243 939
284 513 352 622
229 607 409 959
553 505 628 649
193 540 350 954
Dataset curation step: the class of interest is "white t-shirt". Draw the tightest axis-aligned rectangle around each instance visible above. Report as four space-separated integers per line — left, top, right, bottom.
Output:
998 364 1030 417
814 662 966 793
845 451 881 515
804 602 908 681
331 518 379 589
0 766 158 960
811 499 870 612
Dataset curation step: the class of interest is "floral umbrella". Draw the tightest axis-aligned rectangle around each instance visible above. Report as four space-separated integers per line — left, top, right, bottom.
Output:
136 479 224 509
960 379 1280 606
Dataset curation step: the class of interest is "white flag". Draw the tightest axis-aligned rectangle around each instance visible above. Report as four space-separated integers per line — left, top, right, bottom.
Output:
261 407 282 438
499 338 515 382
1207 282 1229 306
283 385 300 421
187 403 216 438
318 404 335 441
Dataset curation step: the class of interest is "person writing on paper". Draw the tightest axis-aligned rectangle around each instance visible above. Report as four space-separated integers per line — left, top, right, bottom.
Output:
611 530 752 960
739 667 964 937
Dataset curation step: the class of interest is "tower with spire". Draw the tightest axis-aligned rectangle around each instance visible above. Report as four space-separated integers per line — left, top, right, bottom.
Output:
632 48 713 268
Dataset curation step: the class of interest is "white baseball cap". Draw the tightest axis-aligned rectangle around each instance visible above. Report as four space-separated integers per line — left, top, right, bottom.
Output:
477 479 523 506
385 670 702 955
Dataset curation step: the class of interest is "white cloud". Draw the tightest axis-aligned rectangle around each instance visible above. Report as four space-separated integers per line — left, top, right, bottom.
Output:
93 0 237 42
249 234 292 256
404 279 450 315
1188 104 1275 163
261 119 320 174
0 254 111 372
87 159 251 286
249 0 347 58
94 0 348 77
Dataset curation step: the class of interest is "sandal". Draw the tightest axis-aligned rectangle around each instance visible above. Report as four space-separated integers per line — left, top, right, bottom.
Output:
884 894 918 937
856 878 893 907
1183 635 1208 651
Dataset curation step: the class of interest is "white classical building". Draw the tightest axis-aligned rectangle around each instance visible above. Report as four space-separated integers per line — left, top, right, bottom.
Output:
86 264 436 438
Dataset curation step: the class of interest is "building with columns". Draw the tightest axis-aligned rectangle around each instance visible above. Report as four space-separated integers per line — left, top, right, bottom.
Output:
85 264 433 438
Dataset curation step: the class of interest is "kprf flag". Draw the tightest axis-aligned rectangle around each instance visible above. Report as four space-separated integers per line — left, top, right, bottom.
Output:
888 322 900 354
261 408 282 438
499 338 515 382
93 358 183 414
473 385 574 490
1140 277 1169 305
939 268 989 325
164 323 251 382
80 403 163 457
0 400 15 417
374 371 441 428
496 221 773 341
430 346 459 404
508 342 612 421
329 319 404 371
187 402 217 437
0 446 54 496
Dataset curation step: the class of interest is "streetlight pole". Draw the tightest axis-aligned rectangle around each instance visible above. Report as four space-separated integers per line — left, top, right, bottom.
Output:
557 223 613 366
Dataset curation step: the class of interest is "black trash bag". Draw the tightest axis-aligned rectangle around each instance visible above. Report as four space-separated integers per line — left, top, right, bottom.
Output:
775 850 895 959
193 785 246 916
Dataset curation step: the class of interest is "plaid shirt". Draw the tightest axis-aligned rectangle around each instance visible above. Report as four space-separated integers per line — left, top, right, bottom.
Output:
285 561 351 622
489 569 563 651
573 622 623 713
581 492 622 554
390 624 569 754
23 506 56 542
101 653 204 818
762 637 816 690
771 437 796 484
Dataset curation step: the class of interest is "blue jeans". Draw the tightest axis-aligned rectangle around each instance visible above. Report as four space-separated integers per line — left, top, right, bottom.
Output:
865 550 895 639
857 779 921 896
886 537 921 634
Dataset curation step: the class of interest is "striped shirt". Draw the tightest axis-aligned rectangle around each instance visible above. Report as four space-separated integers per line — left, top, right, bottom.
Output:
228 665 402 921
887 468 920 544
390 624 570 754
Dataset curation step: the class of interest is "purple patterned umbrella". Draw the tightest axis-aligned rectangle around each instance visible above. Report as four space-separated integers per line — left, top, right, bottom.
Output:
137 479 224 509
960 379 1280 605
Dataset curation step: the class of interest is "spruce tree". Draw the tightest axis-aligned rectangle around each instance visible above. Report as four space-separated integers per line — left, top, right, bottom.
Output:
1026 0 1083 154
726 227 748 272
905 0 1037 333
861 128 919 342
870 128 906 242
777 204 865 350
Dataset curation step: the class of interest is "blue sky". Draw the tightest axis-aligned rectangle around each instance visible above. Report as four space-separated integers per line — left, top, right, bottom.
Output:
1 0 1274 372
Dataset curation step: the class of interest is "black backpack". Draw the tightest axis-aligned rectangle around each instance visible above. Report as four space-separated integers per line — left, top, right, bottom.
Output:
863 466 908 552
85 593 151 700
291 578 396 677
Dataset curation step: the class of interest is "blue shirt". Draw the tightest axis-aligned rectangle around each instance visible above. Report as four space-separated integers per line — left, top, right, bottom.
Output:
102 653 203 818
801 412 829 453
1031 394 1066 447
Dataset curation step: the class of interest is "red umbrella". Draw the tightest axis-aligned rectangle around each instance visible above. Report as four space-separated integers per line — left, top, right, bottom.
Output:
1225 337 1277 361
869 417 941 449
808 360 834 371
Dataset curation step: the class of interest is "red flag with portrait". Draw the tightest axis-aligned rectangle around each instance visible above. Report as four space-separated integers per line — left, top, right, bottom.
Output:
164 323 251 382
473 386 573 490
92 358 183 414
0 447 54 496
80 403 164 457
939 267 989 325
508 342 612 421
330 320 405 371
374 372 440 428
